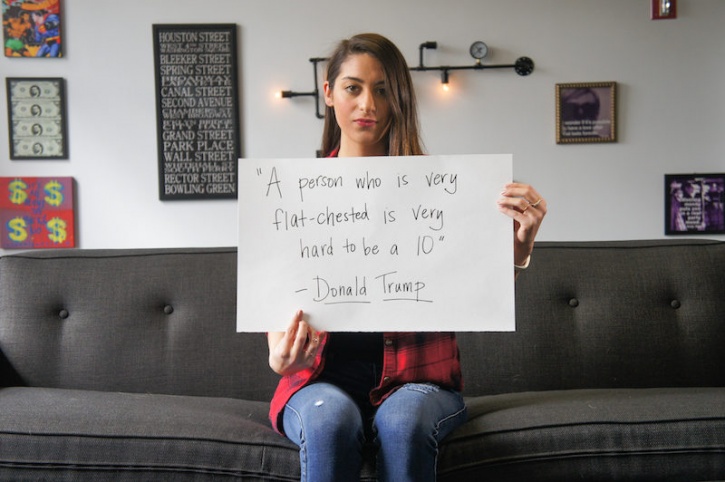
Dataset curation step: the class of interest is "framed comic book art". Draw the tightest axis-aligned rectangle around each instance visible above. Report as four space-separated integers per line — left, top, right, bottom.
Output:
665 173 725 235
2 0 62 57
556 81 617 144
6 77 68 159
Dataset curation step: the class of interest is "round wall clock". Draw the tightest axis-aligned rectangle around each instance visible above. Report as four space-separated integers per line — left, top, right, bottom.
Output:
469 41 489 60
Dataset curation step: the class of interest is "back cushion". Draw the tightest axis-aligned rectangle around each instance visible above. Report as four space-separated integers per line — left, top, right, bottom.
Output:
0 248 279 401
458 240 725 396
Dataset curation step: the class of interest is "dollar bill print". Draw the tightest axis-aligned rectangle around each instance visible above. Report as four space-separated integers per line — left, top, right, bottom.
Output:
6 78 68 159
8 80 61 99
13 138 66 157
10 99 63 119
12 119 63 138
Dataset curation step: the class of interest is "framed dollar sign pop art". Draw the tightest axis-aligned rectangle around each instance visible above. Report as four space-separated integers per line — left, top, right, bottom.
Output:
0 177 75 249
6 77 68 160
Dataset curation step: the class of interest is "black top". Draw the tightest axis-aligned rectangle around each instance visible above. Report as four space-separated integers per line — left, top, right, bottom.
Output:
325 332 384 363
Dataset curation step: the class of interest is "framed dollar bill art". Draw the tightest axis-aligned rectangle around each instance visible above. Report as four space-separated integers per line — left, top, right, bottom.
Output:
6 77 68 159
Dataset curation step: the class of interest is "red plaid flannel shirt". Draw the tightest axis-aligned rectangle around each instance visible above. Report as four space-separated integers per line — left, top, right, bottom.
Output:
269 332 463 434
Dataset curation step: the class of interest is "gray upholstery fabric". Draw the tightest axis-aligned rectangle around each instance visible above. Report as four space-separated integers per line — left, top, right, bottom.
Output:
0 248 278 400
1 241 724 480
441 388 725 481
459 239 725 396
0 387 299 480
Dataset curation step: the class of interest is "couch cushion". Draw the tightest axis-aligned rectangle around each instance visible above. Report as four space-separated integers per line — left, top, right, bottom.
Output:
2 385 723 481
0 248 279 401
438 388 725 481
459 240 725 398
0 387 301 481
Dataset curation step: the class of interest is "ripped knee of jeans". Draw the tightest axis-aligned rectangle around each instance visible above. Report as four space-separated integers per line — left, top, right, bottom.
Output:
403 383 440 394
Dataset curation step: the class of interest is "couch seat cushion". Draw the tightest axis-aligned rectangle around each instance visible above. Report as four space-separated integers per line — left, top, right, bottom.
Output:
0 387 302 481
438 388 725 481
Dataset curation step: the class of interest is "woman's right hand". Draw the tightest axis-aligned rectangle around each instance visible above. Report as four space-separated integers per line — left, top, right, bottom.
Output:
267 310 324 376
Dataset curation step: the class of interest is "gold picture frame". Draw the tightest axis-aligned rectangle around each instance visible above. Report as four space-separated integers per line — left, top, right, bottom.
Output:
556 81 617 144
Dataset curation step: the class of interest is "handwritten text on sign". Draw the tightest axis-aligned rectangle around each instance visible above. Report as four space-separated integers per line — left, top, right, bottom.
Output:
237 154 514 332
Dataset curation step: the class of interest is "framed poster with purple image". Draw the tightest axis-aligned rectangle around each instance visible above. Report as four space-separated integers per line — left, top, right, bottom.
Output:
665 173 725 235
556 81 616 144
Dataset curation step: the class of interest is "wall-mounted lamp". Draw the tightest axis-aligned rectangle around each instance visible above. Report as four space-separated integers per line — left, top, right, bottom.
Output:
276 57 327 119
410 40 535 89
278 41 535 118
279 90 313 99
441 69 450 91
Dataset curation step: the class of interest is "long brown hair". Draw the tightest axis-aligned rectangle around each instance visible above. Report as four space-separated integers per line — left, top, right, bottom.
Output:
321 33 424 157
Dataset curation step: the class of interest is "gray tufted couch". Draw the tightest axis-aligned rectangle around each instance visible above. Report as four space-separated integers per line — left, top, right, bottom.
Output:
0 239 724 481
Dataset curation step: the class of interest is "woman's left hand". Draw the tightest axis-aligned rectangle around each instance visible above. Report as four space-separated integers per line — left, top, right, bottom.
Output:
497 183 547 267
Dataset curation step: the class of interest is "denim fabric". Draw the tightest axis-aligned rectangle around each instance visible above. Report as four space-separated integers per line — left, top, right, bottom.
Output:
282 359 467 482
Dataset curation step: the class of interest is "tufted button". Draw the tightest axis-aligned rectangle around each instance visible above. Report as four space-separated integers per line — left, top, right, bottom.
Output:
383 376 391 383
163 304 174 315
670 299 681 309
58 309 69 319
568 298 579 308
384 338 393 347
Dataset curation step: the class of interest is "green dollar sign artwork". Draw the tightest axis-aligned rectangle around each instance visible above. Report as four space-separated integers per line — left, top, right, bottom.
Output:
47 217 67 244
9 179 28 205
8 217 28 242
44 180 64 207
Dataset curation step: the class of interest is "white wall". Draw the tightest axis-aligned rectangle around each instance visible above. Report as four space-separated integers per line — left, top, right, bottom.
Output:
2 0 724 254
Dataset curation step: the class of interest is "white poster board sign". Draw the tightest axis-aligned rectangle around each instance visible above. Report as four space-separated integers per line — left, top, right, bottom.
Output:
237 154 514 332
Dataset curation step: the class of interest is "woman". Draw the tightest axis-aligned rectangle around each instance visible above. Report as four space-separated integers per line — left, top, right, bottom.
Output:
267 33 546 482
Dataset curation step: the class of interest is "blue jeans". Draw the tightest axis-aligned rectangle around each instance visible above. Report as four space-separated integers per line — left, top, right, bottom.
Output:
281 360 467 482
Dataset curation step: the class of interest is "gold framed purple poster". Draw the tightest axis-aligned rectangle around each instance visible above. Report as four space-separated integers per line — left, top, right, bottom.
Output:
556 81 616 144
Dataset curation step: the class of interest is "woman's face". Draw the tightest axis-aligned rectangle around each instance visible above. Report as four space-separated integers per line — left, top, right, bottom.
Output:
324 53 391 157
